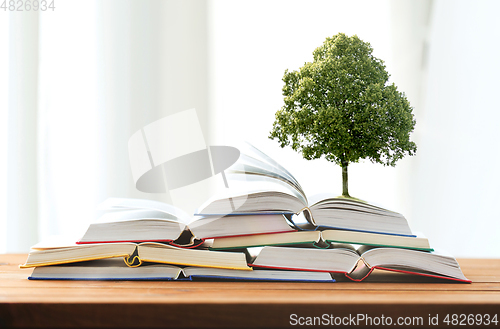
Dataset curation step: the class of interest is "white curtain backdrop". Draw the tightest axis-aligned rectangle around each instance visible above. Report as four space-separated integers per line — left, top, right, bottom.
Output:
0 8 11 252
5 10 39 252
2 0 211 252
1 0 499 257
408 0 500 257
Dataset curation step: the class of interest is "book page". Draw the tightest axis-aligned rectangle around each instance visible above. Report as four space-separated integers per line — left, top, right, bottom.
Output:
231 154 303 193
231 143 306 198
30 235 82 250
98 198 192 224
309 194 399 214
359 248 469 281
226 174 307 203
96 209 185 223
239 143 302 187
196 177 307 215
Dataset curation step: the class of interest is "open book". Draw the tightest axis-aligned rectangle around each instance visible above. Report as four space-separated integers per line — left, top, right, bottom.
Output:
211 230 432 251
77 198 295 245
197 144 414 237
28 258 335 282
249 245 470 283
21 237 250 270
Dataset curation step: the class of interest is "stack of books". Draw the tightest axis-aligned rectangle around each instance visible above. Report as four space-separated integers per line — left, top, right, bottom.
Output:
21 145 470 283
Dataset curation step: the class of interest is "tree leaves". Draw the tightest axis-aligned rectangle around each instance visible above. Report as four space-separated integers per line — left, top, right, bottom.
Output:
270 33 417 168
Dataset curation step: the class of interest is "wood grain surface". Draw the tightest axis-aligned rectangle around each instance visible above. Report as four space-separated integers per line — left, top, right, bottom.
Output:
1 254 499 328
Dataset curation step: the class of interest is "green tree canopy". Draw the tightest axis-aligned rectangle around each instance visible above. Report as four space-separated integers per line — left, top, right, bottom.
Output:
270 33 417 197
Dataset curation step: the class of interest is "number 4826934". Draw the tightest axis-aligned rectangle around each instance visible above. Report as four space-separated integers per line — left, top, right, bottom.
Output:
1 0 55 11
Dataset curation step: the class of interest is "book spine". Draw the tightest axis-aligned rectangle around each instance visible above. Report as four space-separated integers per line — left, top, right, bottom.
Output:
124 246 142 267
344 267 375 282
169 239 206 249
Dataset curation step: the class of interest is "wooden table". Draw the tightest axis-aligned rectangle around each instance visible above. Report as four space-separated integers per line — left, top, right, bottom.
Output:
1 254 499 328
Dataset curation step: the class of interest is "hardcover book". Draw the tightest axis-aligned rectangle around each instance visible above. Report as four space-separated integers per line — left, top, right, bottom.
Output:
197 144 414 237
250 245 470 283
211 230 432 251
77 198 295 245
21 238 251 270
28 258 335 282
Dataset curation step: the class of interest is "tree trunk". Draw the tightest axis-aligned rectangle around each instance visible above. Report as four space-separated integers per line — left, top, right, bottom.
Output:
341 161 350 197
